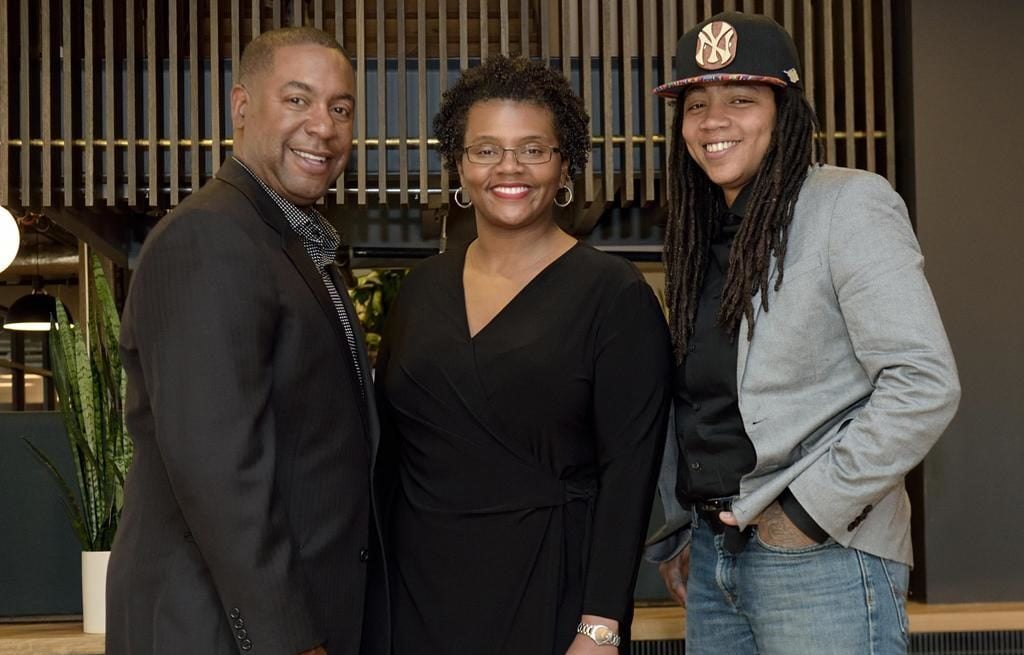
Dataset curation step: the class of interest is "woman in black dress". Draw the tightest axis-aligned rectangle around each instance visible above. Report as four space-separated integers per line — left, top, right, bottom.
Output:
377 55 672 655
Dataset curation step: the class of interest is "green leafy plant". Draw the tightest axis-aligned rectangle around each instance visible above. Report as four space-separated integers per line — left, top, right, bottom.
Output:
348 268 408 362
24 254 130 551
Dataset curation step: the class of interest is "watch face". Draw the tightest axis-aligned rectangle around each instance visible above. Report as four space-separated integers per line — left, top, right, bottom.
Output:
593 626 611 644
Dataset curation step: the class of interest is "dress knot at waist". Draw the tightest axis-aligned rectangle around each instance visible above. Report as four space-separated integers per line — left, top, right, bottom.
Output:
402 471 598 515
563 477 597 502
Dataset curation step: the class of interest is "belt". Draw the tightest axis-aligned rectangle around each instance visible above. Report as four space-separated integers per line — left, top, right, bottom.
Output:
694 497 751 554
695 497 733 515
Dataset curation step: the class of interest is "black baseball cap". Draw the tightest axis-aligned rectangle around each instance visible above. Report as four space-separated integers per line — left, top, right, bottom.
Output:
653 11 802 97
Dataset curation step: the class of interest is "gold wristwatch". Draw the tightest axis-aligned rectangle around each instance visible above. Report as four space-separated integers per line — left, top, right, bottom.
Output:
576 622 621 647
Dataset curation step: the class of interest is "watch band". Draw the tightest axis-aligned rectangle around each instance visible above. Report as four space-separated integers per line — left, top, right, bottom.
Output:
576 621 622 647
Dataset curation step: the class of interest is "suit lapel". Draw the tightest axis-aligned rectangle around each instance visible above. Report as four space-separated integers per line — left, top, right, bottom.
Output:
327 263 380 453
737 253 778 389
215 160 375 446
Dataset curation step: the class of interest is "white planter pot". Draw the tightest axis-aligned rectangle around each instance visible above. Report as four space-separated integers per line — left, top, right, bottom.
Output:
81 550 110 634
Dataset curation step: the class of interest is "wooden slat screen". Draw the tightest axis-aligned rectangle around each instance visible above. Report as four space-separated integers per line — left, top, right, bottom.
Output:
83 3 94 206
0 0 898 213
103 0 115 203
210 0 223 178
168 0 180 206
0 3 6 206
146 0 158 207
18 0 29 208
40 1 51 206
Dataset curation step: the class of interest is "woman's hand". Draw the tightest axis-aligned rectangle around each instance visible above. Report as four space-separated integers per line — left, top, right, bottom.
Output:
565 634 618 654
720 502 816 548
566 615 620 654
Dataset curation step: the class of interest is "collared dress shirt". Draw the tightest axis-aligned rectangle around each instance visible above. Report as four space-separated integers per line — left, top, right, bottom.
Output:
234 157 366 398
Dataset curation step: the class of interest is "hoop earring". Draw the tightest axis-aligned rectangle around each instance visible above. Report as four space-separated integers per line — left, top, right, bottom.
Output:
453 186 472 208
554 184 573 208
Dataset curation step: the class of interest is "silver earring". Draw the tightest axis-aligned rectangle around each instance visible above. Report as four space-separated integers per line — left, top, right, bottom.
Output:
554 184 573 208
453 186 472 208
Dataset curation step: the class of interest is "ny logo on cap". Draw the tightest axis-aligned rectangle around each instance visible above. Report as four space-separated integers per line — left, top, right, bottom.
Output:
695 21 737 70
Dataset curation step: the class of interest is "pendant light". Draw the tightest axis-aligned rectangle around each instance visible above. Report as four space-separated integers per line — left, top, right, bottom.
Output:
0 206 19 273
3 280 71 331
2 225 73 331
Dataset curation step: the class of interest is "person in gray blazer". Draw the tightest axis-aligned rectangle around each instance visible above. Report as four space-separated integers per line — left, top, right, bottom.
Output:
647 11 960 654
106 28 387 655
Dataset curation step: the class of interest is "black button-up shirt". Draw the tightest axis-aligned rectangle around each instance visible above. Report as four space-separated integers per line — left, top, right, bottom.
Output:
674 189 756 504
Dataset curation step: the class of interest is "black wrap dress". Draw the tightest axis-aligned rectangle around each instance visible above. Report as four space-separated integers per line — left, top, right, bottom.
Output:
377 242 672 655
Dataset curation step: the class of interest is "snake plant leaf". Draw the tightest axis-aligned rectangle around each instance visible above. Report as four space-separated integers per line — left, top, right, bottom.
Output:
38 254 130 551
23 439 92 549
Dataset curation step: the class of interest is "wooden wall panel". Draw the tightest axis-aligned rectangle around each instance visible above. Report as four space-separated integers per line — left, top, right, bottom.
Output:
0 1 899 213
333 0 345 203
580 0 594 204
146 0 158 207
417 0 429 206
0 0 7 206
104 0 116 203
211 0 223 175
41 2 52 206
19 0 30 207
438 0 449 197
356 0 368 204
169 0 180 206
375 0 387 204
83 4 94 206
125 0 138 205
621 0 634 204
190 0 201 195
397 0 408 205
882 0 896 186
601 0 614 203
61 1 73 207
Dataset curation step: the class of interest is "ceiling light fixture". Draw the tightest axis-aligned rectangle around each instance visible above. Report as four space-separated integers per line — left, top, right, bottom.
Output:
2 224 73 331
0 206 19 273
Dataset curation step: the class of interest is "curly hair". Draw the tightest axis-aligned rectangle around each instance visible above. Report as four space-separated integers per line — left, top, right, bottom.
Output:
663 85 822 363
433 55 591 178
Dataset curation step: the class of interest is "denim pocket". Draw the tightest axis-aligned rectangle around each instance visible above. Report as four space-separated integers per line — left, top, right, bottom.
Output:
752 528 837 555
880 557 911 639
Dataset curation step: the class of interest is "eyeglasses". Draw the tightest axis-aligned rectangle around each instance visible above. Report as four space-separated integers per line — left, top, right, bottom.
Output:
463 144 562 165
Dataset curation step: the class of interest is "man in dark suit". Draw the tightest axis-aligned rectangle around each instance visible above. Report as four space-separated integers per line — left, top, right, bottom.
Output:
107 27 386 655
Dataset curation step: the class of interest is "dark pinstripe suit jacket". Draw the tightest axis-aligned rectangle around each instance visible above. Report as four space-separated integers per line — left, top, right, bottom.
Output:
107 158 387 655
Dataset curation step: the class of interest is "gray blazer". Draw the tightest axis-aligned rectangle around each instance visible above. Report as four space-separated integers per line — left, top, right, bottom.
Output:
648 165 960 566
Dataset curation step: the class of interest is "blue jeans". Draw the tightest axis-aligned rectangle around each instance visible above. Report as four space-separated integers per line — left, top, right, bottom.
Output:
686 512 910 654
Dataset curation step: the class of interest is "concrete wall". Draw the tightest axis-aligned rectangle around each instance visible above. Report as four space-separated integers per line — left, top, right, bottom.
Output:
0 412 82 616
905 0 1024 602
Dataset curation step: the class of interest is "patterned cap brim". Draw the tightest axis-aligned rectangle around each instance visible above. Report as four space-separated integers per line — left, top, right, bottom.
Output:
653 73 788 97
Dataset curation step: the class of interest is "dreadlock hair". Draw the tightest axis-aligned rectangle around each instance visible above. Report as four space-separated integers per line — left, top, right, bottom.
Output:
433 55 591 179
663 85 822 363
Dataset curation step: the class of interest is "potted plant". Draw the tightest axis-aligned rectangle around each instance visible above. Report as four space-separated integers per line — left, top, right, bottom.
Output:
24 253 131 634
